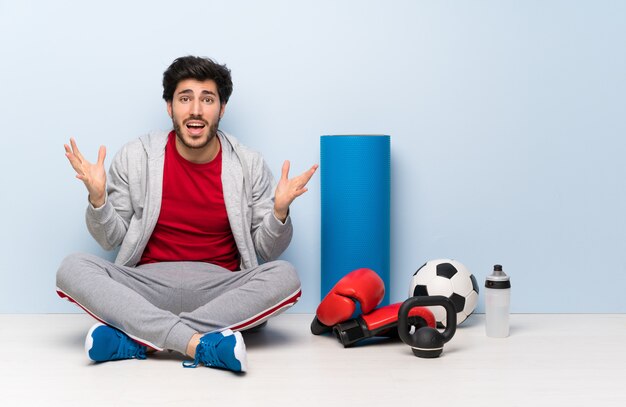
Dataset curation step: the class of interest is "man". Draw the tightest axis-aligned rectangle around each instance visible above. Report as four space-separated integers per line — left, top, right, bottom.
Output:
57 56 317 373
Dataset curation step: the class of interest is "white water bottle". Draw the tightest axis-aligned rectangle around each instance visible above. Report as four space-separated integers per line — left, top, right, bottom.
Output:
485 264 511 338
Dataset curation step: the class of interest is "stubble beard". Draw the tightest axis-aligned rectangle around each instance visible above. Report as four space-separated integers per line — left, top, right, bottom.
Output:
173 115 220 150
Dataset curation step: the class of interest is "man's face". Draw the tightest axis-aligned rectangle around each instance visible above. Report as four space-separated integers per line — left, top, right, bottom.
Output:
167 78 226 150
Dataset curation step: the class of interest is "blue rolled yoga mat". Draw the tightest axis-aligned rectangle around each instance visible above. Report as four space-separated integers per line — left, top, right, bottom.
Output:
320 135 390 306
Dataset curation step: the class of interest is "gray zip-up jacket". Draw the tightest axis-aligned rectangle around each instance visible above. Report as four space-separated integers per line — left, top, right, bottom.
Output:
85 130 293 269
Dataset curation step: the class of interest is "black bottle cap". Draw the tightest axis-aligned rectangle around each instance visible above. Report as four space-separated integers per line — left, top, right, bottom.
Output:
485 264 510 288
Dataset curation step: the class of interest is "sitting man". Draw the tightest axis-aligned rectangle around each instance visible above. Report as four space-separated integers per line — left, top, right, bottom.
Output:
57 55 317 373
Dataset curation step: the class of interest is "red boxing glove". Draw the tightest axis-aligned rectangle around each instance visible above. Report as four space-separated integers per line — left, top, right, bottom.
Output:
333 303 436 347
311 268 385 335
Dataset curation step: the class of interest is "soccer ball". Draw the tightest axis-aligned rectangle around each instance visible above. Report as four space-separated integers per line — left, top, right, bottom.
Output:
409 259 479 327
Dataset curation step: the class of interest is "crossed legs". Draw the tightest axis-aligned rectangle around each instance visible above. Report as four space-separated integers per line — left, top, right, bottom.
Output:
56 253 301 356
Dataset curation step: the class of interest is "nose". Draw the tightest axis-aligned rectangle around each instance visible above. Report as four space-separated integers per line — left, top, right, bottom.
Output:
191 98 202 116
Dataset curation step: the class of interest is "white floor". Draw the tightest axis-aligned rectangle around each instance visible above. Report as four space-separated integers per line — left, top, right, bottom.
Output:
1 313 625 406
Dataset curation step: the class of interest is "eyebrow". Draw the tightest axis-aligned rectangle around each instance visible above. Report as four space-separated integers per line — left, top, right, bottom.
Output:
177 89 217 96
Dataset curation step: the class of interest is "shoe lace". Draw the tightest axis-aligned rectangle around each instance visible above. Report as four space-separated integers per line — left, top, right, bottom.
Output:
182 336 221 368
116 331 147 360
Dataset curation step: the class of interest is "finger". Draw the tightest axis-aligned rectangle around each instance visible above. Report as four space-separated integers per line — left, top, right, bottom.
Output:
65 143 79 164
297 164 319 185
301 164 319 178
69 138 84 162
97 145 107 166
281 160 290 180
293 187 309 198
65 152 84 174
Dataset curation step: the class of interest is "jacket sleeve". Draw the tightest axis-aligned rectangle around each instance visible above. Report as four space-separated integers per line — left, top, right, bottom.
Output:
85 146 134 251
248 154 293 262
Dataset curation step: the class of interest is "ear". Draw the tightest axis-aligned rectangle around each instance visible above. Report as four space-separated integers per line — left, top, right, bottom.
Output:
219 103 227 119
166 101 173 118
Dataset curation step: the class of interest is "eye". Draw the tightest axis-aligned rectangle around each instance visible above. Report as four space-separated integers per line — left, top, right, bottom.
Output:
180 96 190 102
203 97 214 104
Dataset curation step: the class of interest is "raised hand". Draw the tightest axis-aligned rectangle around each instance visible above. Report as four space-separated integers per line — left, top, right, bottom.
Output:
64 138 107 208
273 160 319 222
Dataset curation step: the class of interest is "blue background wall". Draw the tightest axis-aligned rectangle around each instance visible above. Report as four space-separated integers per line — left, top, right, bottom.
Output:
1 0 624 314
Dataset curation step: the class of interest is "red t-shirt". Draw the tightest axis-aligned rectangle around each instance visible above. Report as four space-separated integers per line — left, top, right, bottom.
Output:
139 131 240 270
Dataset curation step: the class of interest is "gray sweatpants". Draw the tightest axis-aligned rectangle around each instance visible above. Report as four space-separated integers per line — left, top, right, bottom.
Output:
56 253 301 355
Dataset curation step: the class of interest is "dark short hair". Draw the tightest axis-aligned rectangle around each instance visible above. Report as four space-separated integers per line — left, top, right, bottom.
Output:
162 56 233 105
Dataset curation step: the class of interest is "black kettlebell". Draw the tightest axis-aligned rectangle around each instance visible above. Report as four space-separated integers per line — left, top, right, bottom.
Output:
398 295 457 358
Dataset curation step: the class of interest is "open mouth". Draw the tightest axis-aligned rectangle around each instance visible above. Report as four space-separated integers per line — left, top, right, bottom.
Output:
185 121 207 136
